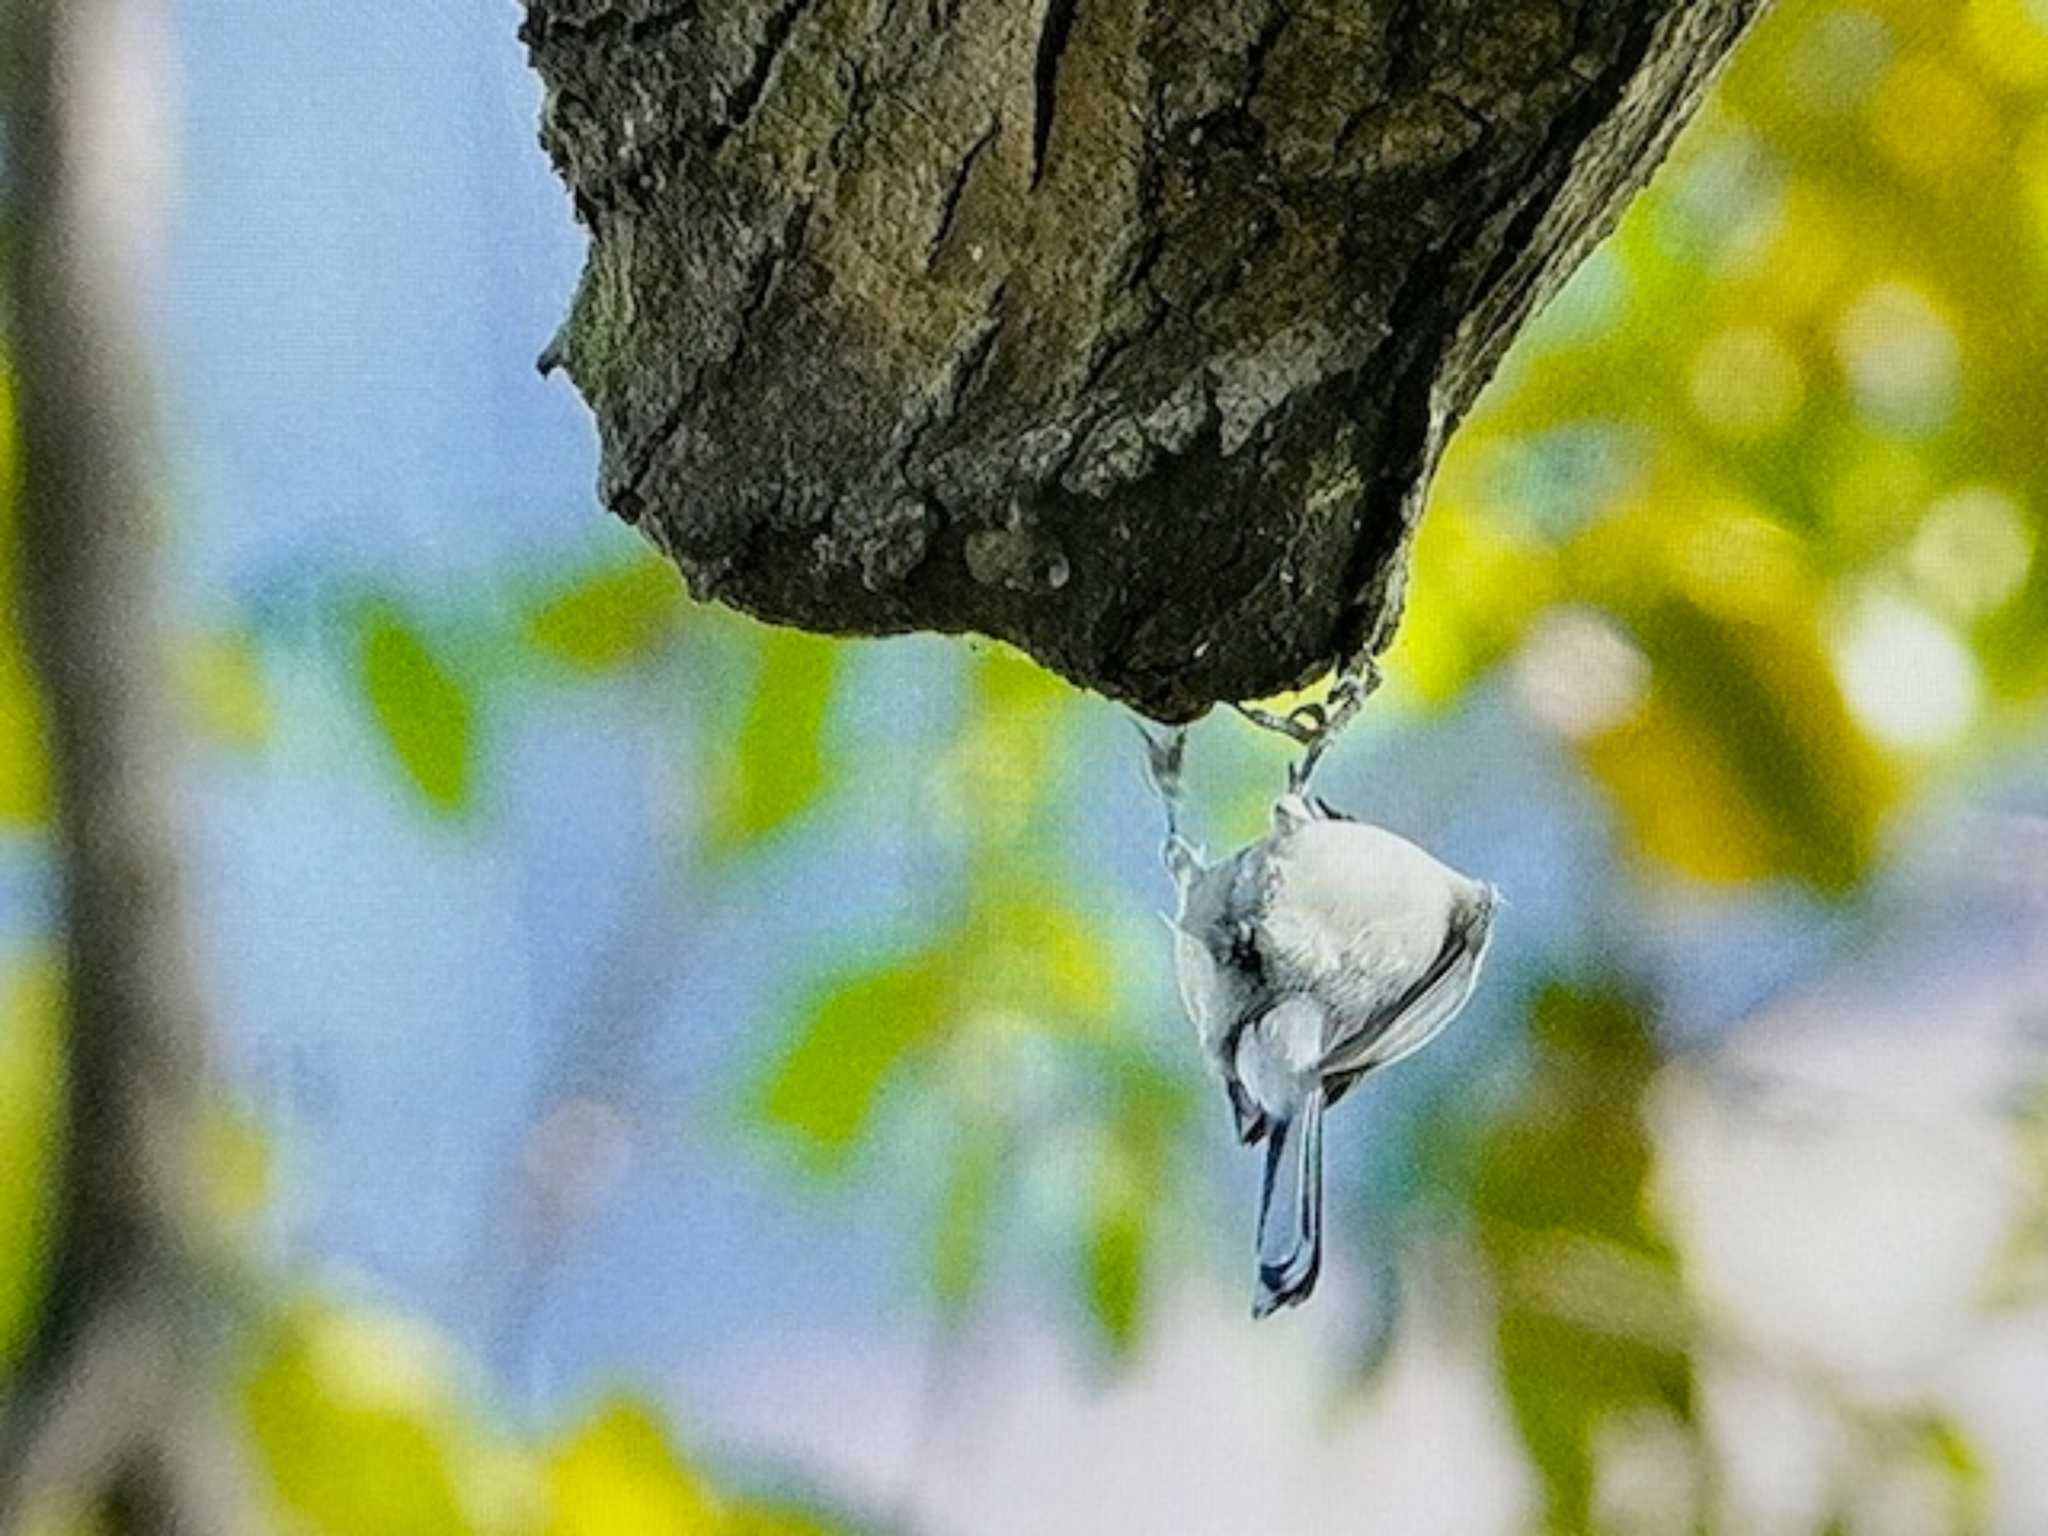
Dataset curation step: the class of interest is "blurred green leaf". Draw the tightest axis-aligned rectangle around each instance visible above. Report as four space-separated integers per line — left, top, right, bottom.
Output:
756 956 950 1173
1081 1070 1183 1357
0 369 48 823
0 633 48 828
709 628 840 857
0 957 60 1378
1580 679 1788 886
1474 984 1695 1533
972 643 1067 711
933 1126 1004 1313
1387 487 1561 707
243 1304 484 1536
524 559 683 674
357 601 474 814
946 646 1072 844
546 1397 719 1536
1083 1176 1147 1357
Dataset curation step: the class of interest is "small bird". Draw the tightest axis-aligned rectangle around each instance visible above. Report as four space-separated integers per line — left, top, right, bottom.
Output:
1168 792 1499 1317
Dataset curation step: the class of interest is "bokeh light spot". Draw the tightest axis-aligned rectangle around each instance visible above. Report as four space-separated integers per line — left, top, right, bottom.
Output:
1832 587 1980 750
1908 485 2033 617
1512 606 1651 741
1688 326 1806 440
1833 281 1960 437
1782 8 1894 115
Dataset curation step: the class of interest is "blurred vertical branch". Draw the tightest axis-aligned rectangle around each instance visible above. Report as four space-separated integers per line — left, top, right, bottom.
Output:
0 0 261 1530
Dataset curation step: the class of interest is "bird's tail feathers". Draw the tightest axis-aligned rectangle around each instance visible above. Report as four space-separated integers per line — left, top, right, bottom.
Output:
1252 1086 1324 1318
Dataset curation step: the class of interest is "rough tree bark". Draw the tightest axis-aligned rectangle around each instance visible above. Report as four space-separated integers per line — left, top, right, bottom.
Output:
524 0 1764 722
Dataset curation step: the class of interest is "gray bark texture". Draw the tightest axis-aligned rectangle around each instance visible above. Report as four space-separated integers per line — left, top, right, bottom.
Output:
524 0 1764 721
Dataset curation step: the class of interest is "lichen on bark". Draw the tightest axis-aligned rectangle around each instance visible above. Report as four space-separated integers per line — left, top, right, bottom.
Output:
523 0 1766 721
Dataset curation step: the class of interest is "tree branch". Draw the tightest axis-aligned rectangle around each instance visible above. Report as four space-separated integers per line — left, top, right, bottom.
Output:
525 0 1767 720
0 1 263 1529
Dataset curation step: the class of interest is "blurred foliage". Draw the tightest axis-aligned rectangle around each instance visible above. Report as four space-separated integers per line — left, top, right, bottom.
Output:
1393 0 2048 892
0 365 50 828
1080 1067 1182 1357
240 1304 845 1536
245 1304 492 1536
930 1122 1006 1314
0 956 59 1376
523 560 683 675
547 1400 722 1534
357 598 477 815
0 355 55 1385
1470 984 1696 1531
10 0 2048 1531
758 954 951 1171
747 645 1192 1352
707 627 841 859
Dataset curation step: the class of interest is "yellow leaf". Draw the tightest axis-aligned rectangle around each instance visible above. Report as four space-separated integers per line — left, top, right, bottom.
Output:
243 1304 475 1536
960 892 1116 1025
1391 487 1561 706
524 560 683 673
1568 502 1895 892
1581 685 1781 885
1868 57 2002 188
1962 0 2048 88
546 1399 720 1536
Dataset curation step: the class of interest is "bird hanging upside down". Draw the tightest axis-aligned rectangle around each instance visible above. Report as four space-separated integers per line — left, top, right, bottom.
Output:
1161 784 1499 1317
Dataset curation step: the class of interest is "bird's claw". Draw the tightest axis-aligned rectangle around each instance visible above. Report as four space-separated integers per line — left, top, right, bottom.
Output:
1233 660 1383 791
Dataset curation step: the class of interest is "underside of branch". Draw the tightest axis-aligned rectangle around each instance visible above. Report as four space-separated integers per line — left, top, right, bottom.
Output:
525 0 1765 720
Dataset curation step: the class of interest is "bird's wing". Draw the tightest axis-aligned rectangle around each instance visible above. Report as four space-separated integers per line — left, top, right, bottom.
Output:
1318 907 1488 1090
1168 916 1269 1140
1168 919 1227 1048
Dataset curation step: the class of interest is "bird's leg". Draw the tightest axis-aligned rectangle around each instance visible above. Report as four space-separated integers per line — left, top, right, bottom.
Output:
1234 658 1384 791
1132 719 1199 893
